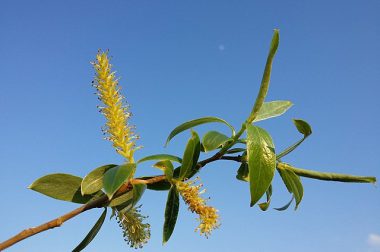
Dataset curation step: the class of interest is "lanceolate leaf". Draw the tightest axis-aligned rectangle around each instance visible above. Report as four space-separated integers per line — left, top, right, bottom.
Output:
72 208 107 252
132 184 146 207
246 124 276 207
202 131 230 152
81 164 117 195
163 186 180 244
277 119 312 159
293 119 312 136
278 163 377 184
253 100 293 122
165 116 235 146
179 131 200 180
247 30 280 123
109 191 133 207
29 173 98 204
258 185 272 211
274 196 294 211
137 154 182 164
277 167 304 209
103 164 136 199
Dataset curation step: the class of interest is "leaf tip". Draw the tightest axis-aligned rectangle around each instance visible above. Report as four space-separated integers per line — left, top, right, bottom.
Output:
370 177 377 185
164 136 172 147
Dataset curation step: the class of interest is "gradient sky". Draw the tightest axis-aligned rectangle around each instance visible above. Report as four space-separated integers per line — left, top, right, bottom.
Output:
1 1 379 251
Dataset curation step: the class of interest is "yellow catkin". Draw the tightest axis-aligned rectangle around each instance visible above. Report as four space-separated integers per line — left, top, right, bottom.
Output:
115 206 151 248
93 51 138 162
176 179 220 237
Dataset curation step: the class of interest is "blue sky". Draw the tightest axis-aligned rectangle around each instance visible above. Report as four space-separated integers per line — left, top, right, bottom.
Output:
1 0 379 251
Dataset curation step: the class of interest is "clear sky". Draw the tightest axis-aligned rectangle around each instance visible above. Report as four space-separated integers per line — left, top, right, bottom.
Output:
1 0 379 251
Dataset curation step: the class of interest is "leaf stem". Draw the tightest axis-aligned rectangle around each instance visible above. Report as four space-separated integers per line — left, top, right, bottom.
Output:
278 163 376 183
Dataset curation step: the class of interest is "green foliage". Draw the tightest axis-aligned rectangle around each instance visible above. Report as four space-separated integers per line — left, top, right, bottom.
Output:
258 185 272 211
137 154 182 164
246 124 276 207
247 29 279 123
16 30 376 251
132 184 146 208
103 164 136 199
277 119 312 159
236 162 249 182
153 160 174 181
201 131 230 152
293 119 312 136
277 166 303 209
145 179 172 191
163 186 180 244
109 184 146 212
29 174 100 204
274 196 294 211
165 116 235 146
72 208 107 252
81 164 117 195
109 190 133 208
253 100 293 122
179 131 201 180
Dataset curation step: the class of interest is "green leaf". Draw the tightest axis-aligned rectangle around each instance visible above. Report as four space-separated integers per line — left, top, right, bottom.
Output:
29 173 97 204
132 184 146 207
236 162 249 182
72 208 107 252
278 162 377 184
277 166 303 209
276 119 312 159
109 184 145 211
109 191 133 207
274 196 294 211
137 154 182 164
247 29 280 123
103 164 136 199
202 131 230 152
81 164 117 195
246 124 276 207
163 186 180 244
153 160 174 181
165 116 235 146
293 119 312 136
258 185 272 211
179 131 200 180
253 101 293 122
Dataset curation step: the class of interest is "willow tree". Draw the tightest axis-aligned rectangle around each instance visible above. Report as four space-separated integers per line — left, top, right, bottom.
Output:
0 30 376 251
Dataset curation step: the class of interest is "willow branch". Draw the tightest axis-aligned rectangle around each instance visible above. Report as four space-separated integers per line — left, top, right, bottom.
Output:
0 175 165 250
0 153 232 250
